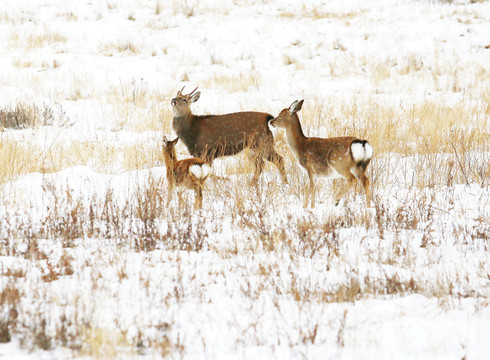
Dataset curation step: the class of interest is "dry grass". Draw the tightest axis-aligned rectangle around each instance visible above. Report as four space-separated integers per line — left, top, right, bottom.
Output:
99 40 142 56
0 141 44 183
1 2 489 357
0 138 162 184
123 142 163 170
8 27 67 49
0 164 488 356
80 327 132 358
1 88 487 190
200 71 261 93
279 8 362 23
0 103 56 129
60 141 120 171
299 94 490 156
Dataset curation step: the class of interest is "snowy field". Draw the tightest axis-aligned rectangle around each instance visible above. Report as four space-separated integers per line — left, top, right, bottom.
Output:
0 0 489 358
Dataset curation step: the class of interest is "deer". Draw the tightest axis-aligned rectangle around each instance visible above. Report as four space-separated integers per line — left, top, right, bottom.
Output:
162 136 212 209
171 87 288 185
270 100 373 208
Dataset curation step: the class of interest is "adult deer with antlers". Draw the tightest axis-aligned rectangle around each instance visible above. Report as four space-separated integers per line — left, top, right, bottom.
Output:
171 87 288 185
270 100 373 208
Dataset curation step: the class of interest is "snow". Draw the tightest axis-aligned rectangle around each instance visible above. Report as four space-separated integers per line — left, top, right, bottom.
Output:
1 0 489 359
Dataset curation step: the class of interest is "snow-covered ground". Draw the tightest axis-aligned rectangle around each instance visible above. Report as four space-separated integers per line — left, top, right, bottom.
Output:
0 0 489 359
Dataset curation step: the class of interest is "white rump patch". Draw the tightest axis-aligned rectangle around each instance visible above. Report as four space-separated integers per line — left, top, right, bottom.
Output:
201 163 212 179
351 141 373 162
365 142 373 159
189 164 202 179
190 164 211 179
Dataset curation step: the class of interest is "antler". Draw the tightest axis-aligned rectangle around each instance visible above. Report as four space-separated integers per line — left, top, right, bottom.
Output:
176 86 198 98
188 87 199 97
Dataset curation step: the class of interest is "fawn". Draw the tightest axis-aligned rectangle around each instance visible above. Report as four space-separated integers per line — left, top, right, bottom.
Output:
162 136 212 209
270 100 373 208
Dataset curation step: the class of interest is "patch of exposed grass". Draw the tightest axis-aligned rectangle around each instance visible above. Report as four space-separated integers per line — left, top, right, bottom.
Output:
0 103 56 129
8 27 67 49
99 40 142 56
200 71 260 93
0 141 44 183
299 95 489 156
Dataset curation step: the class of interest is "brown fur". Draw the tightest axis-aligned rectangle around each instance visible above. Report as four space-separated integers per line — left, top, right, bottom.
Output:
171 87 287 185
270 100 373 208
163 137 211 209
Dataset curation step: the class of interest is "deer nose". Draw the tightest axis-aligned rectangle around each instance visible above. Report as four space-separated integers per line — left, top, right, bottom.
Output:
171 98 177 106
269 119 276 127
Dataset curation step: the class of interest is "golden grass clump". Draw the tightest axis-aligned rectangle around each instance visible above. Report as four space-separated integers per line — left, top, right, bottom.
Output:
299 95 489 156
0 138 162 184
59 141 119 172
80 327 132 358
122 142 163 171
0 103 55 129
99 40 142 56
12 57 61 70
107 81 173 133
8 26 67 49
200 72 260 93
0 141 43 183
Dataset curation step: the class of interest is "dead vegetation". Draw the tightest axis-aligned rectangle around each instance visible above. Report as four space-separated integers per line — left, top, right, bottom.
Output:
0 0 489 358
0 103 56 129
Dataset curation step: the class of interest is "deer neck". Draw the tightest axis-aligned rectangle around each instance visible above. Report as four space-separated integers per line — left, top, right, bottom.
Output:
172 112 192 133
163 150 177 178
172 113 196 151
284 115 306 157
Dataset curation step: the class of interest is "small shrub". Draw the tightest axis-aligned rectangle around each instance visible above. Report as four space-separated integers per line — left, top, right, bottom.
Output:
0 103 55 129
0 282 22 343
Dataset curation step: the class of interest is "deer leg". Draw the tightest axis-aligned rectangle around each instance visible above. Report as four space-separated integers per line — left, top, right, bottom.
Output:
166 182 174 207
194 185 203 209
335 177 356 206
177 189 184 208
250 155 265 186
266 151 288 184
359 174 371 207
309 172 316 208
304 171 315 208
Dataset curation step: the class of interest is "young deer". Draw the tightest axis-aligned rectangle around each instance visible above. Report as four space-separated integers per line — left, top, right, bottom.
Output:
162 136 212 209
270 100 373 208
171 87 288 185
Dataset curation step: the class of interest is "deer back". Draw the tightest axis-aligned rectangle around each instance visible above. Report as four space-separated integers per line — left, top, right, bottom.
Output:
174 112 274 160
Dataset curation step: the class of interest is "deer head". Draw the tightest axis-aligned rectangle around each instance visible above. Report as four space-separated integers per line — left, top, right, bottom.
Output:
171 87 201 117
162 136 179 161
270 100 304 128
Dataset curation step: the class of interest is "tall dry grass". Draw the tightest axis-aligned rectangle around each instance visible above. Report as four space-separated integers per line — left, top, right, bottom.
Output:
1 84 488 191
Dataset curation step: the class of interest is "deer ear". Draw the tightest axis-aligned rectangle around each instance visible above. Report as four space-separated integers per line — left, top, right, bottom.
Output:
190 91 201 103
162 135 168 144
171 137 179 145
289 100 304 114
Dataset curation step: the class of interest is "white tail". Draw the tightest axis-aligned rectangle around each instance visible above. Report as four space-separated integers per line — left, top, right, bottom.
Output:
351 140 374 163
189 163 212 180
270 100 373 208
171 87 288 185
162 136 212 209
